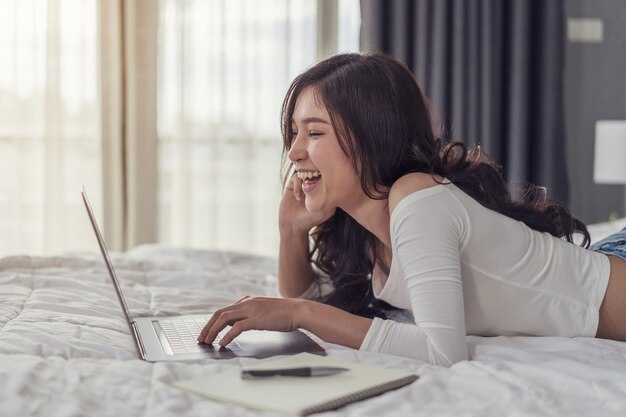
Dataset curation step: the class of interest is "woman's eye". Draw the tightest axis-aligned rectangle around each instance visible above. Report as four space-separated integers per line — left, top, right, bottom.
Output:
308 131 323 137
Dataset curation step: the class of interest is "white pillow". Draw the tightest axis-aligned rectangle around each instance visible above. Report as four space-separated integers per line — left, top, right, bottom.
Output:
587 217 626 243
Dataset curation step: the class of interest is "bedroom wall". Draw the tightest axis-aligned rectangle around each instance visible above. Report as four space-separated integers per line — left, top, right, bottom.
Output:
564 0 626 224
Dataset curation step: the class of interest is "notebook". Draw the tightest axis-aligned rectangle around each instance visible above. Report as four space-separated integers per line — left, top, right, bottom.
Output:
172 352 419 415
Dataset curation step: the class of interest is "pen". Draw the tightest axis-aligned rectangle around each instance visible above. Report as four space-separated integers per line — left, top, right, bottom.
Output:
241 366 349 379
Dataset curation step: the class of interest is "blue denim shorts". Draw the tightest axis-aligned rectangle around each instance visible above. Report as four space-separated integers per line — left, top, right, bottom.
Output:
589 227 626 262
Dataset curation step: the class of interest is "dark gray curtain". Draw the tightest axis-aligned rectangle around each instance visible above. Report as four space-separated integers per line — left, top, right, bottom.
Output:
360 0 568 202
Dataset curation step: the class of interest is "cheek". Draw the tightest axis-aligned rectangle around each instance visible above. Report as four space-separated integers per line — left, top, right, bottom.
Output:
338 159 360 185
313 142 358 186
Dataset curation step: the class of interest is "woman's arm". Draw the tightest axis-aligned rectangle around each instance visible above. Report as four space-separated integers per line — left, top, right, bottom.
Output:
199 185 468 364
277 174 335 298
296 300 372 348
197 296 372 349
277 227 316 298
357 175 468 366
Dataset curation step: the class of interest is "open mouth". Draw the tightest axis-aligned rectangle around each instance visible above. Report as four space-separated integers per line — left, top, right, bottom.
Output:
297 171 322 184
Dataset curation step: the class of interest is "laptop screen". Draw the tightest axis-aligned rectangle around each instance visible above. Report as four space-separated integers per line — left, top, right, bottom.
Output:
81 186 135 325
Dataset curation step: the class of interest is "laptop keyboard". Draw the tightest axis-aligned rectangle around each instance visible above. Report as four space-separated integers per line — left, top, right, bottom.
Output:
158 318 242 355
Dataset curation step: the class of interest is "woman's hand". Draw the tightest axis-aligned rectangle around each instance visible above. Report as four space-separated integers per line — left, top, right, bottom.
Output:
198 296 373 351
197 296 306 347
279 173 335 234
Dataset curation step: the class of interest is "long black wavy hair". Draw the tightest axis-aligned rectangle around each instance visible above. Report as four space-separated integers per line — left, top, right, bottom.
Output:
280 53 590 319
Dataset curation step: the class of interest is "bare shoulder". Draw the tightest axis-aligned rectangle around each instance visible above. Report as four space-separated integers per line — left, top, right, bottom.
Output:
389 173 442 214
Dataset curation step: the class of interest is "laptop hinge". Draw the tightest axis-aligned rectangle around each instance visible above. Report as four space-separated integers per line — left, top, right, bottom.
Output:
130 321 147 360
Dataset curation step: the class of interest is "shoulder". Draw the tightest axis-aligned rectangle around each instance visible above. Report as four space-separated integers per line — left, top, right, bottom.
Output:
388 173 443 215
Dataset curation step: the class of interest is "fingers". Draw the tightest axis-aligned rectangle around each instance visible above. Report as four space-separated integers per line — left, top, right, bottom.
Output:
199 309 246 344
196 297 298 347
198 296 258 344
197 314 216 343
292 175 303 202
219 320 254 347
198 304 235 342
197 296 251 342
198 310 220 342
284 175 295 192
234 295 250 304
284 173 303 202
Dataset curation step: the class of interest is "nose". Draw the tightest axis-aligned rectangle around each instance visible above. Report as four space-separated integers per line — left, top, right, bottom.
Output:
287 131 307 163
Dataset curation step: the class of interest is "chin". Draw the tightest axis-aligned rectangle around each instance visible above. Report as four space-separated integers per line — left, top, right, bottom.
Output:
304 201 322 213
304 197 326 214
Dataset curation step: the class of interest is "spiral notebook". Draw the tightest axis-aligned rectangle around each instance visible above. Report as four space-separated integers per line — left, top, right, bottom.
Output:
173 352 419 415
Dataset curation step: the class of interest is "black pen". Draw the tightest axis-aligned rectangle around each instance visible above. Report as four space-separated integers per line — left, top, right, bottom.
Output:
241 366 349 379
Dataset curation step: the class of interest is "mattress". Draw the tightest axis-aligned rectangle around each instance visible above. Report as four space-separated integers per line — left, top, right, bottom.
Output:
1 220 626 416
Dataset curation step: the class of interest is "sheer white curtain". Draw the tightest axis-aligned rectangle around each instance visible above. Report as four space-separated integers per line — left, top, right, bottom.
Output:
157 0 360 257
157 0 316 257
0 0 101 256
0 0 359 258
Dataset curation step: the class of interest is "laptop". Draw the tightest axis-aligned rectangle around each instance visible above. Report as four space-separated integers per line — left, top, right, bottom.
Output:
81 186 326 361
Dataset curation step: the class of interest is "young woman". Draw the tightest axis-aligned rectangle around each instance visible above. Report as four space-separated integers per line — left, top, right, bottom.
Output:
198 53 626 366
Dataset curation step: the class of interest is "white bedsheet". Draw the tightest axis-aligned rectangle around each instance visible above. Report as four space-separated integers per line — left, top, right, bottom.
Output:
1 243 626 417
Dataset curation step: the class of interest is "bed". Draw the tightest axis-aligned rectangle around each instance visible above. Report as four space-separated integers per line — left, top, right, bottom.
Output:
1 219 626 417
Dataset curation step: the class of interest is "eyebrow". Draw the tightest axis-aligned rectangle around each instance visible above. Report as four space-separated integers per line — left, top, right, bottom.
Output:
296 117 330 125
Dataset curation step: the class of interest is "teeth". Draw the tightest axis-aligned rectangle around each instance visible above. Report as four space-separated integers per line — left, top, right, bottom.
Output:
297 171 321 180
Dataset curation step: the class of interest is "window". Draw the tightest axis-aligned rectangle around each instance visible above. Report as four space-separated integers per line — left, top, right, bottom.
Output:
0 0 100 256
157 0 360 257
0 0 359 258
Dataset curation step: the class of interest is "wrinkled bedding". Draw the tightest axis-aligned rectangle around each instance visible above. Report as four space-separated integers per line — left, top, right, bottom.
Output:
1 239 626 417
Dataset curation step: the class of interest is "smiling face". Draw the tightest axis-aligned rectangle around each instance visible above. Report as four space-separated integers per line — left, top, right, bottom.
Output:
287 88 363 213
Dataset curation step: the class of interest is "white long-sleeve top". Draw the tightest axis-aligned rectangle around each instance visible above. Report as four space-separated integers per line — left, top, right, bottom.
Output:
304 182 611 367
